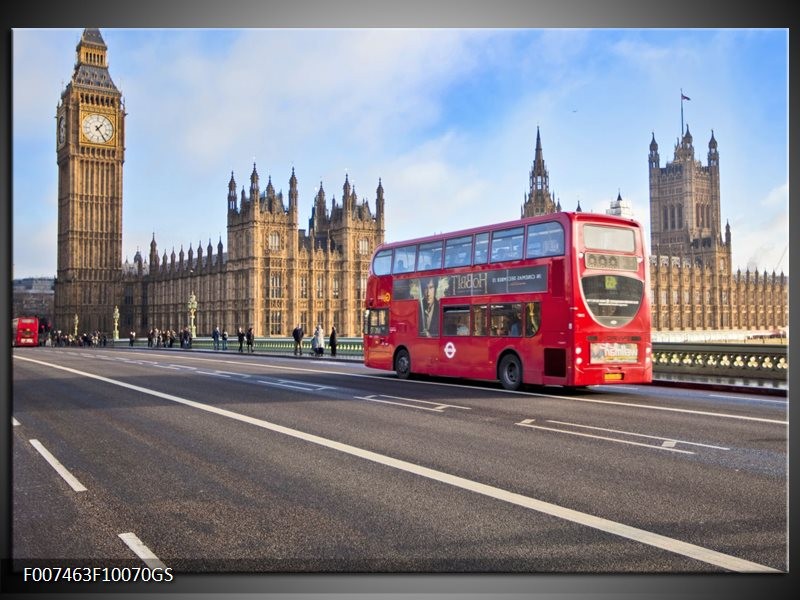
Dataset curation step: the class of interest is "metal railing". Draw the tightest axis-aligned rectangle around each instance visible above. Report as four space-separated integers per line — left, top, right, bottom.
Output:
651 343 788 382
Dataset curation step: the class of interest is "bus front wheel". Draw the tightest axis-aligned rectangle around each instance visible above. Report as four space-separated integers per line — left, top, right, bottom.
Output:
395 349 411 379
498 354 522 391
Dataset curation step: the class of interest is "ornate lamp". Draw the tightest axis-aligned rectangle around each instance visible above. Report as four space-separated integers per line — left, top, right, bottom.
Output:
113 305 120 341
187 291 198 338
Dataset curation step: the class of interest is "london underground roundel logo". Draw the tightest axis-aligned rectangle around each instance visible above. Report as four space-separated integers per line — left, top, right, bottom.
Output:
444 342 456 359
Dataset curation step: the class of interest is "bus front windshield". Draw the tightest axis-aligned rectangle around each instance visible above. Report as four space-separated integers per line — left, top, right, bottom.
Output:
581 274 644 328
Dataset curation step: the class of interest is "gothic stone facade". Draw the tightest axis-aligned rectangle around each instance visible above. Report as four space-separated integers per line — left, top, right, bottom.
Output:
525 127 787 333
648 128 787 332
123 169 385 338
55 29 384 339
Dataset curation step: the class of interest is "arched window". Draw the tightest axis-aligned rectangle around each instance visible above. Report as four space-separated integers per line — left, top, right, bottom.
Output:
269 231 280 251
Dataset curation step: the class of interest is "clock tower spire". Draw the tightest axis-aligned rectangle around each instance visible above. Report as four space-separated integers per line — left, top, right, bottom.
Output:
54 28 125 335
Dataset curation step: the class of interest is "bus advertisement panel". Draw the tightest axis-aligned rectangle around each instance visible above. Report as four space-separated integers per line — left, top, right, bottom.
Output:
363 211 652 390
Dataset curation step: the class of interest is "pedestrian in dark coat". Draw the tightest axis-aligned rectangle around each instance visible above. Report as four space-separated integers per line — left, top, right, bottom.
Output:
246 327 254 353
329 325 338 357
292 324 304 356
237 327 245 353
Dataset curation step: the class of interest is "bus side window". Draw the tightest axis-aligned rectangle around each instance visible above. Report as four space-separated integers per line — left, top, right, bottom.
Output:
442 306 470 336
526 222 564 258
490 303 522 336
444 236 472 268
372 249 393 276
525 302 541 336
393 245 417 274
365 308 389 335
418 241 443 271
471 304 488 336
473 232 489 264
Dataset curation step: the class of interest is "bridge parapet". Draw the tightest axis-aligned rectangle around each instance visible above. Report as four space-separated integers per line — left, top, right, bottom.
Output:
652 343 788 382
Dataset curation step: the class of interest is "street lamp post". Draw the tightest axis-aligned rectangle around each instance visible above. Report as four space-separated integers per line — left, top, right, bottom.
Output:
113 305 119 341
187 291 198 338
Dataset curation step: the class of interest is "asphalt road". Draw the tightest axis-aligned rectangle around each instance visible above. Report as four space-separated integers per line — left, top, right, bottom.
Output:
10 345 787 578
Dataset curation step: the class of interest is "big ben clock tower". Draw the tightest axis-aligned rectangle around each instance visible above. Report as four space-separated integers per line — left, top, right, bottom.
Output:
54 28 125 335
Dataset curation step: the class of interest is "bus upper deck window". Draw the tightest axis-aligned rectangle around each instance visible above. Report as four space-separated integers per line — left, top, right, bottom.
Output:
393 245 417 274
372 249 392 275
474 232 489 264
418 241 443 271
526 222 564 258
490 227 524 263
444 236 472 268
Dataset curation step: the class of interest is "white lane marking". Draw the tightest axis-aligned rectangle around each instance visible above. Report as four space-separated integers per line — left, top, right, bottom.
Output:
29 439 87 492
14 355 779 573
545 419 730 450
355 394 471 413
514 421 695 455
118 532 168 570
12 417 21 426
256 379 331 392
103 351 787 425
707 393 786 405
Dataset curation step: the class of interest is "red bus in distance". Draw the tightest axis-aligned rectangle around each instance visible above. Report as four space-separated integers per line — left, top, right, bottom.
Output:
363 211 652 390
12 317 40 347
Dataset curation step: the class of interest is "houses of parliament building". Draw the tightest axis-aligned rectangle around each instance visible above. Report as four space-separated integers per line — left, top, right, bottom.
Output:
54 29 384 338
53 29 787 338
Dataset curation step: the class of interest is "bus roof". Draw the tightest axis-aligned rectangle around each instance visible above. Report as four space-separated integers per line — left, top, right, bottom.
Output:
374 211 642 252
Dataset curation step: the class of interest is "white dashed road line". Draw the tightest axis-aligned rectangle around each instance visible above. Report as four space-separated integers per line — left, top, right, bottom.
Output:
29 439 87 492
118 532 168 569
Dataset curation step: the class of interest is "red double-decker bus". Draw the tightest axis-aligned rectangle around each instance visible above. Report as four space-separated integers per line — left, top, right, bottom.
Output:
363 211 652 390
12 316 40 347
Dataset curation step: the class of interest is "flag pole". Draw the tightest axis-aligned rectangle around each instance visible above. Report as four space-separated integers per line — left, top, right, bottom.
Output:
680 89 690 137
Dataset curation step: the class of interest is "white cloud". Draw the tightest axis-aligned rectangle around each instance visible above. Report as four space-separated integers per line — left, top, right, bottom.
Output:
11 28 788 285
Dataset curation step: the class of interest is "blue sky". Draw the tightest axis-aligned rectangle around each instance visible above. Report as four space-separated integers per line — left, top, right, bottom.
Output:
12 28 788 279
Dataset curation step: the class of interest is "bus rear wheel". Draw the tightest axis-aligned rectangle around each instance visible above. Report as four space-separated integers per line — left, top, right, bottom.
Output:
498 354 522 391
395 348 411 379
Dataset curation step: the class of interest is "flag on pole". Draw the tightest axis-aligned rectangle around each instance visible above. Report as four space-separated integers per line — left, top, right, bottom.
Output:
681 93 691 101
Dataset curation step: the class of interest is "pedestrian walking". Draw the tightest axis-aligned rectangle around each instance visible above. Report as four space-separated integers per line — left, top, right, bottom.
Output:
237 327 245 353
222 329 228 351
329 325 338 357
313 324 325 357
292 324 304 356
246 327 254 353
212 325 220 351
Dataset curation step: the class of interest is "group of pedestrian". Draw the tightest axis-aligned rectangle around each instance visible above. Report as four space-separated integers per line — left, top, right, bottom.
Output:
235 326 254 353
292 324 337 358
211 326 229 351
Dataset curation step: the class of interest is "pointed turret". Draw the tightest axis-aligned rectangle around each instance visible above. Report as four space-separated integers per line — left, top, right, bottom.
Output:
376 178 385 229
649 132 660 169
249 162 260 202
289 167 298 214
522 127 556 217
228 171 237 212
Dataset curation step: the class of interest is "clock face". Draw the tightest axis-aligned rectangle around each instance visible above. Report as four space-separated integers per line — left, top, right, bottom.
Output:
81 113 114 144
58 116 66 146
